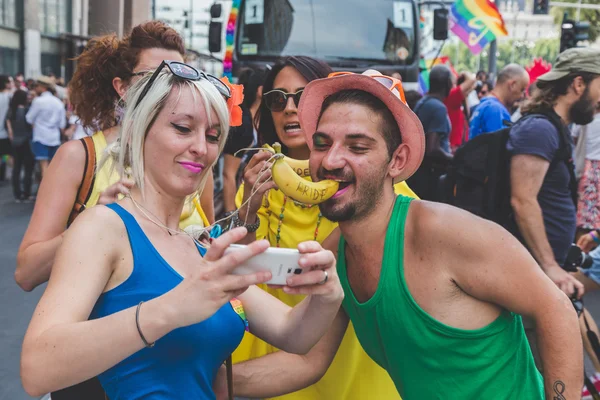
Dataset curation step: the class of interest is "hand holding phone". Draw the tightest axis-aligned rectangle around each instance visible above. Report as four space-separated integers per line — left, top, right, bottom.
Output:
226 244 304 285
227 241 344 304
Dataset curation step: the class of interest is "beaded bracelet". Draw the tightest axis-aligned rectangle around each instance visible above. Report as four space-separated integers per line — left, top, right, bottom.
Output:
136 301 155 348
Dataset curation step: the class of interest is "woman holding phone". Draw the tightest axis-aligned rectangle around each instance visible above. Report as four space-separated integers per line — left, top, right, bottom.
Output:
20 61 343 399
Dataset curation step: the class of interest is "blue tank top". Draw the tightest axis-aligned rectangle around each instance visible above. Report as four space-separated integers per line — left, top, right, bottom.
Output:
89 203 245 400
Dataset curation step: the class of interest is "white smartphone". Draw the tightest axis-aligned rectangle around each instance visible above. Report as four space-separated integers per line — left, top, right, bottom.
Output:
225 244 303 285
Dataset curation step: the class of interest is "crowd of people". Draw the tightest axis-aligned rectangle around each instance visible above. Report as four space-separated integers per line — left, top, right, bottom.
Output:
8 18 600 400
0 71 91 203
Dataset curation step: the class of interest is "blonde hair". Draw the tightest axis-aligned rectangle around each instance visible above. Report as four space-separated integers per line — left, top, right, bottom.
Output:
104 69 230 201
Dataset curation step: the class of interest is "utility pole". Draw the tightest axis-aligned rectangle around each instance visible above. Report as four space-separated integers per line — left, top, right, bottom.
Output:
488 0 501 77
189 0 194 50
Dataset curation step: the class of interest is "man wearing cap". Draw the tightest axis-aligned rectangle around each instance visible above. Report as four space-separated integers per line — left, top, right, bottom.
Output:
508 48 600 377
510 48 600 299
26 75 66 178
219 70 583 400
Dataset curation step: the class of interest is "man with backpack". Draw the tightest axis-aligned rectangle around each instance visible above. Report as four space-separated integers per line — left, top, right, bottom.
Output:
510 48 600 298
508 49 600 386
407 65 453 200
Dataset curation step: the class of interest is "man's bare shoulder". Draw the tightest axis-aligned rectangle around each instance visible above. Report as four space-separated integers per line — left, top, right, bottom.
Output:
406 200 511 261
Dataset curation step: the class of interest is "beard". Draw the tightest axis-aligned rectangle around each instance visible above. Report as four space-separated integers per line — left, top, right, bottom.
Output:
317 164 388 222
570 87 597 126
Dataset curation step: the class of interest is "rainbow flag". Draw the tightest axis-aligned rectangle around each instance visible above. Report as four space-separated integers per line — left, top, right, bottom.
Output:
450 0 508 55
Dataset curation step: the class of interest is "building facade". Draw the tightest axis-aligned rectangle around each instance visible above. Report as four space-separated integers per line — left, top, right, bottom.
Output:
0 0 150 81
153 0 231 75
499 0 558 42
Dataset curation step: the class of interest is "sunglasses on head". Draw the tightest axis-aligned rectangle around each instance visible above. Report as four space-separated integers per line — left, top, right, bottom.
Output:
134 60 231 109
263 89 304 112
328 72 408 105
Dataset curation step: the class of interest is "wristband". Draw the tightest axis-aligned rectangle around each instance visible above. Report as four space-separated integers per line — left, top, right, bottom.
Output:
591 230 600 244
232 212 260 233
136 301 155 348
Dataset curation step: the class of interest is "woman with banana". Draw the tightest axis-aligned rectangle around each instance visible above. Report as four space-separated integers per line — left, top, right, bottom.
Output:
227 56 417 400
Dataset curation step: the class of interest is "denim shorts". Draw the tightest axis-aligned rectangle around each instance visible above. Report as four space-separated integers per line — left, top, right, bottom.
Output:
582 245 600 285
31 141 59 161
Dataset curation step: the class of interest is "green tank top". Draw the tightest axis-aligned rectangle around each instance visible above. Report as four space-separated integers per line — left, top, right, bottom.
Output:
337 195 544 400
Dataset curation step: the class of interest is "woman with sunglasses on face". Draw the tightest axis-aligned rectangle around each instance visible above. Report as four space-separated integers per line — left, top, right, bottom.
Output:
20 61 343 400
228 57 416 400
15 21 215 295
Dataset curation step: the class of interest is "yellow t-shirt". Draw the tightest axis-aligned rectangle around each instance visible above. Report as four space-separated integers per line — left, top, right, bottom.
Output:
232 180 417 400
85 131 209 229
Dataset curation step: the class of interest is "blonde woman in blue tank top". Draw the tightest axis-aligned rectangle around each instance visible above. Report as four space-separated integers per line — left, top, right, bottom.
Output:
20 62 344 400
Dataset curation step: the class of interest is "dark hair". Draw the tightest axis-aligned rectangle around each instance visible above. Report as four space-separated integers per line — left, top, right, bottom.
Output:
256 56 332 154
404 90 423 111
428 65 452 98
69 20 185 131
521 72 600 115
476 80 494 94
8 90 28 120
237 67 268 110
318 89 402 158
0 75 10 90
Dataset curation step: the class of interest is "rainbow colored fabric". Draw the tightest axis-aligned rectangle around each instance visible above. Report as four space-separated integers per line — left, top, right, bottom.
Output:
230 298 249 332
450 0 508 55
223 0 241 79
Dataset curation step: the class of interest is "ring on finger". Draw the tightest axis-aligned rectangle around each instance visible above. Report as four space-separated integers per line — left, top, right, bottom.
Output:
318 270 328 285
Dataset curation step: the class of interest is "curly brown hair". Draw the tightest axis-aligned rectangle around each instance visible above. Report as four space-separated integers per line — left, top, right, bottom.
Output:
521 72 600 115
69 21 185 131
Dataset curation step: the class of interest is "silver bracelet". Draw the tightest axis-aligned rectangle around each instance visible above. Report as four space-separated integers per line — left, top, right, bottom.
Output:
136 301 155 348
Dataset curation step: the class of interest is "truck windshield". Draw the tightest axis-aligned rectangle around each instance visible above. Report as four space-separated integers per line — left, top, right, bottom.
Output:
237 0 416 65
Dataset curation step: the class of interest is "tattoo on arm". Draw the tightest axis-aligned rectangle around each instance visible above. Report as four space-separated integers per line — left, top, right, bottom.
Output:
553 380 566 400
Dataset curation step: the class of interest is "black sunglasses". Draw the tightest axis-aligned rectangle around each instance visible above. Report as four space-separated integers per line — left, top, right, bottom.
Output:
263 89 304 112
134 60 231 109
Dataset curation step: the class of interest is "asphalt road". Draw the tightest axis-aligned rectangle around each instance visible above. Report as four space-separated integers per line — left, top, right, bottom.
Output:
0 180 43 400
3 179 600 400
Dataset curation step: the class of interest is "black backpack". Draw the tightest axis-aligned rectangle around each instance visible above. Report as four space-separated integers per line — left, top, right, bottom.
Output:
438 110 577 232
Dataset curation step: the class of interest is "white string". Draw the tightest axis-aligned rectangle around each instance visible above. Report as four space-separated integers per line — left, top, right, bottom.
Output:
127 194 209 249
125 152 280 250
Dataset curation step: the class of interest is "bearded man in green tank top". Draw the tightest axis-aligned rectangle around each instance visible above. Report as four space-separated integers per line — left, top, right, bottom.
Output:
219 71 583 400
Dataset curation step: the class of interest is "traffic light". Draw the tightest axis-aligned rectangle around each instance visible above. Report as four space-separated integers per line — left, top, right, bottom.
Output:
560 13 591 53
533 0 549 15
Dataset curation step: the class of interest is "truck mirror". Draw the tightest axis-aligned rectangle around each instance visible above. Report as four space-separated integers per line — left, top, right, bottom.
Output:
209 21 222 53
210 3 222 19
433 8 449 41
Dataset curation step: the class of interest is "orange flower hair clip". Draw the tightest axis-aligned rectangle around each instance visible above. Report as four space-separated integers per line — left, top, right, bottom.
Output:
219 76 244 127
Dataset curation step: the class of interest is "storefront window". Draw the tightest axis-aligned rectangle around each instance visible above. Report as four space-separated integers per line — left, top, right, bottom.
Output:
39 0 71 35
0 0 18 28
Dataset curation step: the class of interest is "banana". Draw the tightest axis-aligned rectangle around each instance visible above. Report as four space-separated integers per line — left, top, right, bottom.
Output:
269 143 339 204
262 144 310 177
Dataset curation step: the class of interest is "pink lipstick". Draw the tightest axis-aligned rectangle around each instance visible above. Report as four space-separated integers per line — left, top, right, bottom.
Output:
178 161 204 174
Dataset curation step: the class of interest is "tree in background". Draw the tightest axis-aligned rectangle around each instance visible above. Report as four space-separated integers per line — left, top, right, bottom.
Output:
441 39 559 74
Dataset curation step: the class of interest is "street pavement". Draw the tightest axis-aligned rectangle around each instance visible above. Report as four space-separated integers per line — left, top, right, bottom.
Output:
0 180 43 400
3 179 600 399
